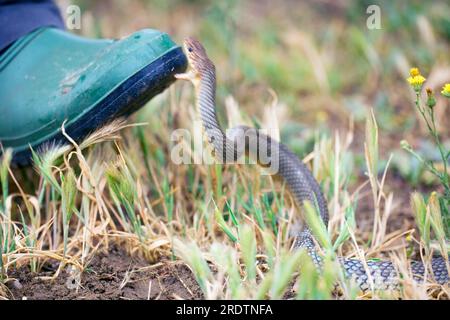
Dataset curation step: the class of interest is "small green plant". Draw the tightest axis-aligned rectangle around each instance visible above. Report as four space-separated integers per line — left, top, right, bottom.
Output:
106 163 143 242
61 169 78 257
411 191 448 261
0 149 12 279
403 68 450 237
174 224 316 299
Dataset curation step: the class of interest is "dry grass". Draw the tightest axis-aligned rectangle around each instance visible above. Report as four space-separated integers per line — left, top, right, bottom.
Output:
0 87 448 299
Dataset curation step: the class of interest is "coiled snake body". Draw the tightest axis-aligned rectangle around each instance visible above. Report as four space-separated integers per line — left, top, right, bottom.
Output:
175 37 449 291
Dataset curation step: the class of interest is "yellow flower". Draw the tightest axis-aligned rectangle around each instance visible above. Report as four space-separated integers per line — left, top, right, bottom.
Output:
407 75 426 90
410 68 420 77
407 67 426 91
441 83 450 98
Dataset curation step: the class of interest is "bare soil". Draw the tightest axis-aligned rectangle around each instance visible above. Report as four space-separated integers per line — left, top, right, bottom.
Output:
4 246 203 300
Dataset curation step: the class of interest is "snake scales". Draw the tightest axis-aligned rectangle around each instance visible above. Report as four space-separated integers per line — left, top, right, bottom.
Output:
175 37 449 291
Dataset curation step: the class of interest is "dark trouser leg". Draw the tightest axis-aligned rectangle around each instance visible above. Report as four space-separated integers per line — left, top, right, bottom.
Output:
0 0 65 52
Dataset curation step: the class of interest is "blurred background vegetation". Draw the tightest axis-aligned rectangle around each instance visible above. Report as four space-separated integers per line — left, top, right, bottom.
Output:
58 0 450 215
0 1 447 299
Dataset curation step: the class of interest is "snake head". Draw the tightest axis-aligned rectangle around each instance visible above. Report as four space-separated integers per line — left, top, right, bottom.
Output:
176 37 215 82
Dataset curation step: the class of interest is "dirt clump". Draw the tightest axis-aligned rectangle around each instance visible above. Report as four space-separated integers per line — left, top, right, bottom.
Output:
5 246 203 300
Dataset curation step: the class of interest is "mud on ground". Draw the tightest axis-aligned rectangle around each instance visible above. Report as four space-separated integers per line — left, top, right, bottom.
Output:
4 246 203 300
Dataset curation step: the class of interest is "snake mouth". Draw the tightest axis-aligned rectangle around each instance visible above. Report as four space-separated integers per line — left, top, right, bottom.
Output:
181 37 215 75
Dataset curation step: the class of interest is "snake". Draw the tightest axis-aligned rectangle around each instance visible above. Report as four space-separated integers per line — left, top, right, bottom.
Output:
175 37 449 291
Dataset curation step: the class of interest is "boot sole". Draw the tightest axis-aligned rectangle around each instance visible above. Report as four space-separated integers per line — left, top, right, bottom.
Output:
10 46 186 166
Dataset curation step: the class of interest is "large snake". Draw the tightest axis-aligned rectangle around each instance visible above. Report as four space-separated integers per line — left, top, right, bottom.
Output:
175 37 449 291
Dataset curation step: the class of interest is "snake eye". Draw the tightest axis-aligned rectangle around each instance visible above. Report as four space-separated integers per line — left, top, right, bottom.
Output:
187 47 193 52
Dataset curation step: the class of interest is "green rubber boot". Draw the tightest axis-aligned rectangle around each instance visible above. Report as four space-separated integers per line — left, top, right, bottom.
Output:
0 27 187 165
